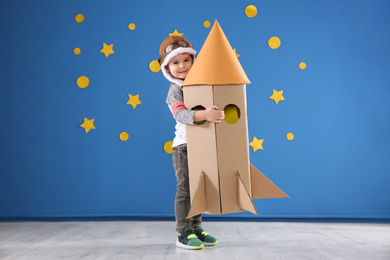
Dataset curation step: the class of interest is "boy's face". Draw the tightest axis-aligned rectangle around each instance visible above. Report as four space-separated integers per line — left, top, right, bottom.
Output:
166 53 193 80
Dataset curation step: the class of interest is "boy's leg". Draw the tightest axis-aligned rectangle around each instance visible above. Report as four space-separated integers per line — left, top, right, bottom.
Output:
172 144 191 233
173 144 204 249
190 210 218 247
190 214 202 230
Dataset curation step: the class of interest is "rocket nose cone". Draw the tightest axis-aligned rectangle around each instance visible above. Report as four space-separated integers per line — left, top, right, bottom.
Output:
182 20 250 86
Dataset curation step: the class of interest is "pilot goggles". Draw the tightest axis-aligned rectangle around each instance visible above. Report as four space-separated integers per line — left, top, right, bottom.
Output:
159 40 190 64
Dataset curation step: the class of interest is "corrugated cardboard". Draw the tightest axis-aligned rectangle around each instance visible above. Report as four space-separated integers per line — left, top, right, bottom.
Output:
184 85 221 216
183 20 288 219
214 84 251 214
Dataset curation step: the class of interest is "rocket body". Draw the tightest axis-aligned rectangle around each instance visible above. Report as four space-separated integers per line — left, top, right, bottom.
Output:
184 84 251 215
182 20 288 218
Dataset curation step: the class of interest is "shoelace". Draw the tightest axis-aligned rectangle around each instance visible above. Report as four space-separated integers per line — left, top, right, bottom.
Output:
201 231 209 236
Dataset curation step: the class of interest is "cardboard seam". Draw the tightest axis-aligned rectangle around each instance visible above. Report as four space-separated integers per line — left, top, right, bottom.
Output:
213 85 223 214
235 171 239 210
202 171 208 210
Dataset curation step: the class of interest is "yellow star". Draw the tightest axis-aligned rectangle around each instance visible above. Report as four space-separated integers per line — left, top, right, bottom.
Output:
168 29 184 37
233 48 240 58
269 89 285 104
126 94 142 109
249 137 264 152
80 117 96 134
100 42 115 58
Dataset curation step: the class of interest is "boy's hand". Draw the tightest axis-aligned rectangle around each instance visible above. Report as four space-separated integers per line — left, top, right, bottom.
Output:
193 105 225 124
205 105 225 123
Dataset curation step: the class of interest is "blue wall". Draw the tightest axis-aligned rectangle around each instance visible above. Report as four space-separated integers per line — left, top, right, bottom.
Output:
1 0 389 221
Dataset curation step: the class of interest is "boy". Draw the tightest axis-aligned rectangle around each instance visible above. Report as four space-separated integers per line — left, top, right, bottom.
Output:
159 35 224 250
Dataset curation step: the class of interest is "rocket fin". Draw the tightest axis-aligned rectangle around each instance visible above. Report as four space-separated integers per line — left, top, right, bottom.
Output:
236 172 258 215
186 171 207 219
250 163 289 199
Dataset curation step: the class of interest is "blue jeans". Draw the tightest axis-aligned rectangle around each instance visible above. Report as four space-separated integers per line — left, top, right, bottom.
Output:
172 144 202 233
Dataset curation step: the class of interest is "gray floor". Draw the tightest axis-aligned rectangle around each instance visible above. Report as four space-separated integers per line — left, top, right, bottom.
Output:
0 221 389 260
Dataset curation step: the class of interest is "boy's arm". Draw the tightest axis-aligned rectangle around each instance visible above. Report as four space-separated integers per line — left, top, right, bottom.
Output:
166 84 196 125
166 84 225 124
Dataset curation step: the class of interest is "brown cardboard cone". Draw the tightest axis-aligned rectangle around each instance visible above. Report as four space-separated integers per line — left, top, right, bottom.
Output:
182 20 250 86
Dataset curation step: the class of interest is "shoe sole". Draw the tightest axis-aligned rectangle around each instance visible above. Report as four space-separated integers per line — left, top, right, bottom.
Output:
176 241 204 250
203 240 218 246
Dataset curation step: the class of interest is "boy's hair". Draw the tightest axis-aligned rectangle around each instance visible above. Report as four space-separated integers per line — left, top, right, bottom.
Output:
159 35 197 86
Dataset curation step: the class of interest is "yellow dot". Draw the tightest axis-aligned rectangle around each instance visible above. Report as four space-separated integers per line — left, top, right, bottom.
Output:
268 36 281 49
119 132 129 141
299 62 307 69
75 14 84 23
224 105 240 124
286 133 294 140
77 76 89 89
73 47 81 55
245 5 257 18
128 23 136 30
149 60 161 73
203 21 211 28
164 141 173 154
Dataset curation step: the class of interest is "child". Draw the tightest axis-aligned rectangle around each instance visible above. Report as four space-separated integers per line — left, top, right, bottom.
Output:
159 35 224 250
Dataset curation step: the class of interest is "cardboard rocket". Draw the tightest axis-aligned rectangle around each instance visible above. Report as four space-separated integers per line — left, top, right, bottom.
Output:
182 20 289 218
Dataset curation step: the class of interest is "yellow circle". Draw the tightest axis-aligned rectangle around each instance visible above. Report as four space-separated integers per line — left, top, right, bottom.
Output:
203 21 211 28
224 105 240 124
77 76 89 89
299 62 307 70
286 133 294 140
119 132 129 141
164 141 173 154
149 60 161 73
73 47 81 55
268 36 281 49
245 5 257 18
75 14 84 23
128 23 136 30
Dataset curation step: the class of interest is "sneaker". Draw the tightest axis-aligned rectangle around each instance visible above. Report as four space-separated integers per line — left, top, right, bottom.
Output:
194 226 218 246
176 227 204 250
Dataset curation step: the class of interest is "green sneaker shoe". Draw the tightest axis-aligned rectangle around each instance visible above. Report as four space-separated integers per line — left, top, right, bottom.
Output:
194 226 218 246
176 227 204 250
